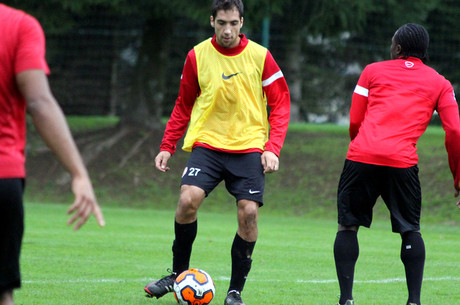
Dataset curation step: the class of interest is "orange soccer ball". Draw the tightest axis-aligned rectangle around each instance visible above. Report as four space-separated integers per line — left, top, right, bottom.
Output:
173 268 215 305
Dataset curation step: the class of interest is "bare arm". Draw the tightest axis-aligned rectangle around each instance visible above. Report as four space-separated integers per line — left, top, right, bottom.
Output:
16 69 105 230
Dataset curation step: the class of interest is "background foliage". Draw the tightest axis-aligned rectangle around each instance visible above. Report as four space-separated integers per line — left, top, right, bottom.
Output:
4 0 460 124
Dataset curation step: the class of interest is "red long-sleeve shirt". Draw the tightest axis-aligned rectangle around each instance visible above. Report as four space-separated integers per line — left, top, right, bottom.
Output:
347 57 460 189
160 34 290 157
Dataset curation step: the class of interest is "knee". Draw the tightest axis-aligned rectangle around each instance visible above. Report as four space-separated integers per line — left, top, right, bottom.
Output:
400 231 425 261
176 187 204 221
338 224 359 232
177 193 199 215
238 201 259 225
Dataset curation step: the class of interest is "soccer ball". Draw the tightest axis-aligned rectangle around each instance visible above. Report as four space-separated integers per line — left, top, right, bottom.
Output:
173 268 215 305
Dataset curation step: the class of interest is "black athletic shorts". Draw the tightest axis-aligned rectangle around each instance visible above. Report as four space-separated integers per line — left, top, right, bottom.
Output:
181 147 265 206
337 159 421 233
0 178 25 293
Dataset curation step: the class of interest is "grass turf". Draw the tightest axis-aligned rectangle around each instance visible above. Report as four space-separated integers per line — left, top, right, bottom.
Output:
14 202 460 305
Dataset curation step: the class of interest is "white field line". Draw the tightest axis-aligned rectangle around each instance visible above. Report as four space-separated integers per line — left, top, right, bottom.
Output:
22 276 460 285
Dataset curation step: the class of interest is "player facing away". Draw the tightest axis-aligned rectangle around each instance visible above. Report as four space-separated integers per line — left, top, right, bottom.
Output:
333 23 460 305
0 4 105 305
144 0 290 304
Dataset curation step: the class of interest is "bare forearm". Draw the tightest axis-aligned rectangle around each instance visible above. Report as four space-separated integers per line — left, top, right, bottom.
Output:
17 69 103 230
29 97 88 179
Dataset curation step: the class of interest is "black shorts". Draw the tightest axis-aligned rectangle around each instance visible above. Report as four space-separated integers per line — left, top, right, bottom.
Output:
181 147 265 206
0 178 25 293
337 159 421 233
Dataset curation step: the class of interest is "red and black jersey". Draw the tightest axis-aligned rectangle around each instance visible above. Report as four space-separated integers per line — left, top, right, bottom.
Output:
348 57 460 188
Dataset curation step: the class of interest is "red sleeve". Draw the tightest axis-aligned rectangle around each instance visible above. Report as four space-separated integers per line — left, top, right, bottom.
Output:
160 50 200 154
262 50 290 157
349 94 368 140
15 14 50 75
349 68 370 140
436 85 460 190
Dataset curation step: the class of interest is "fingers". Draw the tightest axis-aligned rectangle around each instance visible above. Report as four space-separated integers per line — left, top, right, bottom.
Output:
67 195 105 231
261 151 279 174
155 151 171 172
263 162 279 174
454 189 460 209
93 204 106 227
261 153 267 169
67 196 89 231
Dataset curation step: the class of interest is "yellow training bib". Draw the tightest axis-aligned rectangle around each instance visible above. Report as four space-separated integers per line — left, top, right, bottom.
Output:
182 38 269 152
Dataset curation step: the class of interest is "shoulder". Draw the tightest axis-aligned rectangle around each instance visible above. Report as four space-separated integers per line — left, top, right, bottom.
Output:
247 39 267 52
0 5 45 52
247 39 268 56
194 38 213 52
245 39 268 63
0 4 25 18
415 62 453 87
1 5 41 29
365 60 391 70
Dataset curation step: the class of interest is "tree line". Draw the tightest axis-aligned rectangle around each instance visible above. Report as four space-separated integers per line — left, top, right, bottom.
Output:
4 0 460 126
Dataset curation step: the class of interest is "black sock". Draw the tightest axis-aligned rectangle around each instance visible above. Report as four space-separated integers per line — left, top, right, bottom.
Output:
229 233 256 293
334 230 359 305
172 220 197 274
401 231 425 305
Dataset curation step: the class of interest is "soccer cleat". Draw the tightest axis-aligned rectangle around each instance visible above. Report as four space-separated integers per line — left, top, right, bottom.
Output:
336 300 354 305
224 290 246 305
144 271 177 299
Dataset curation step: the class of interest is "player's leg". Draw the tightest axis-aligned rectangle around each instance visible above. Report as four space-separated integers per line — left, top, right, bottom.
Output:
334 225 359 305
0 291 14 305
145 147 222 299
144 185 206 299
400 231 425 305
0 179 25 305
225 199 258 305
231 199 258 289
172 184 206 274
334 160 380 305
223 152 263 305
382 165 423 305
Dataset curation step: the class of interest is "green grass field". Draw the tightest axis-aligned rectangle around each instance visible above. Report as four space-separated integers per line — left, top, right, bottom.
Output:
14 202 460 305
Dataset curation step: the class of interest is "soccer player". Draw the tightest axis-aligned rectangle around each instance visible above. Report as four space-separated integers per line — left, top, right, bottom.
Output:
333 23 460 305
0 4 105 305
144 0 290 304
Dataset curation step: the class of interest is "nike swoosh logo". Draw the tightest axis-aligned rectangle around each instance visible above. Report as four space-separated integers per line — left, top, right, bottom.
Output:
222 72 241 80
249 189 261 194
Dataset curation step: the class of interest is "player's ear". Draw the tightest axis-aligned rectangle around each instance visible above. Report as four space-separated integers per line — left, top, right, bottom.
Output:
210 15 215 28
395 44 402 56
240 17 243 28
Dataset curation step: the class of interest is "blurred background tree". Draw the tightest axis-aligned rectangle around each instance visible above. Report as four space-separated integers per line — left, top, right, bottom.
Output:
3 0 459 126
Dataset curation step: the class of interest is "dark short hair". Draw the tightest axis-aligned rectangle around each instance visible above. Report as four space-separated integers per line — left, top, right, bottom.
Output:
393 23 429 62
211 0 244 19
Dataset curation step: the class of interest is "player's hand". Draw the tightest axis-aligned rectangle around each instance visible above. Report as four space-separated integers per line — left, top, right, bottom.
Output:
155 151 172 172
261 151 279 174
67 175 105 231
